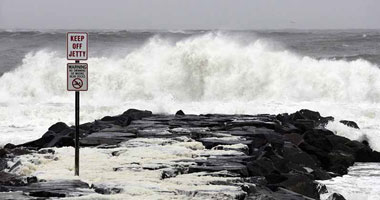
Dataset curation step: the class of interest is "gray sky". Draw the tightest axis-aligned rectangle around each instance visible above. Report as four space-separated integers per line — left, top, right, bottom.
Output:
0 0 379 30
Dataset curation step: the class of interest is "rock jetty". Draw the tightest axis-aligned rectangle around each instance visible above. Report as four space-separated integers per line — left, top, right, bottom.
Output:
1 109 379 199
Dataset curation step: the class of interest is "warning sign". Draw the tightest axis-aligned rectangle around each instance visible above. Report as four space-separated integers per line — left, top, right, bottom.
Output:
67 32 88 60
67 63 88 91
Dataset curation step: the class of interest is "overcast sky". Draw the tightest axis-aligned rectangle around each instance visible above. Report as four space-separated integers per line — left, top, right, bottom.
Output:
0 0 379 30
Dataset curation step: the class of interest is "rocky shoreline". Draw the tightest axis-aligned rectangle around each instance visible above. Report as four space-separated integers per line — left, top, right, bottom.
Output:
1 108 379 200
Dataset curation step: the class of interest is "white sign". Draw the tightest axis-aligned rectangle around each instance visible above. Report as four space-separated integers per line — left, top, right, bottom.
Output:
67 32 88 60
67 63 88 91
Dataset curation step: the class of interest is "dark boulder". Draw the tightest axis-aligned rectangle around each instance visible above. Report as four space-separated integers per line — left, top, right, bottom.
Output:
290 109 333 127
265 173 288 184
327 151 355 175
122 109 152 120
346 141 380 162
298 142 328 168
284 133 304 146
101 116 120 121
250 132 285 150
327 193 346 200
0 172 27 186
303 129 333 152
247 158 277 177
275 123 301 134
312 168 331 180
0 148 8 158
19 128 75 149
7 147 34 157
3 143 16 149
18 130 55 149
92 185 122 194
293 119 315 132
0 158 7 171
326 135 351 147
175 110 185 116
115 115 132 127
48 122 69 133
283 143 318 168
45 135 75 148
339 120 359 129
29 191 66 198
278 173 320 200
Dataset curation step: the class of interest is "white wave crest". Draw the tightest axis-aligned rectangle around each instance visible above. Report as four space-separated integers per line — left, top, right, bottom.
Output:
1 33 380 104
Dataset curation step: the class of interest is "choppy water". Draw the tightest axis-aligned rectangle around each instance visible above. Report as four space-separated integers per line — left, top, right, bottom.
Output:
0 29 380 199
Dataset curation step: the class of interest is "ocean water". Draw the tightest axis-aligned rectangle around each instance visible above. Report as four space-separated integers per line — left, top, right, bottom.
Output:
1 30 380 199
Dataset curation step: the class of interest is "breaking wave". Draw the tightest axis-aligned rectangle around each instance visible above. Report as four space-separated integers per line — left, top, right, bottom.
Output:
1 33 380 105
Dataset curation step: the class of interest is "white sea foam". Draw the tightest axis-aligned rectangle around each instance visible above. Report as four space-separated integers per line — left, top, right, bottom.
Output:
320 163 380 200
10 137 246 199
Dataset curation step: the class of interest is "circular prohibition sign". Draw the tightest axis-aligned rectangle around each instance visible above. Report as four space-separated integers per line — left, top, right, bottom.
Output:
72 78 83 89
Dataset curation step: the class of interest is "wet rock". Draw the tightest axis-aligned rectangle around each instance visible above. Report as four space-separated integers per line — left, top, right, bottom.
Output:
26 176 38 184
316 183 328 194
3 108 376 199
92 184 122 195
326 135 351 147
4 180 93 198
38 149 55 154
0 191 32 200
293 119 315 132
29 191 66 198
283 143 318 168
249 132 285 154
312 168 331 180
175 110 185 116
8 147 34 157
213 144 249 154
189 163 249 177
161 167 187 179
199 138 252 149
0 158 7 171
290 109 333 127
0 172 27 186
303 129 333 152
80 132 136 146
274 187 316 200
122 108 152 120
114 115 132 127
284 133 304 146
3 143 16 149
18 134 55 149
46 135 75 148
247 158 277 177
339 120 359 129
48 122 69 133
0 148 8 158
278 173 320 200
299 142 329 169
346 141 380 162
101 116 120 121
327 151 355 175
327 193 346 200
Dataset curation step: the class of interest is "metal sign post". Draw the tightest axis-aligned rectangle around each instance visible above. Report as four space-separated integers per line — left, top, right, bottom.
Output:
67 32 88 176
75 60 80 176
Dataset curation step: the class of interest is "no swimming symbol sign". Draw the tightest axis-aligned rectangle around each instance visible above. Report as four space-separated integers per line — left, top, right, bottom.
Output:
67 63 88 91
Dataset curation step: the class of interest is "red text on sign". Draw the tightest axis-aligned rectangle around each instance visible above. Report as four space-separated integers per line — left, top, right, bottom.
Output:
71 36 85 41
